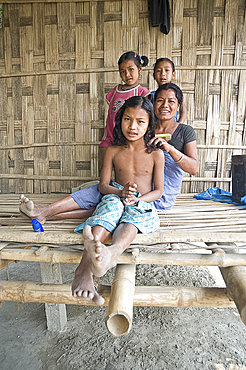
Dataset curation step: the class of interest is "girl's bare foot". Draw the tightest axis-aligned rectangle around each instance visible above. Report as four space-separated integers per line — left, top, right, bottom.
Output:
19 194 46 224
72 250 105 306
83 225 120 277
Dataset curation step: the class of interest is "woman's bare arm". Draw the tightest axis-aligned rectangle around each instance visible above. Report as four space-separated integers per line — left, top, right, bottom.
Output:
168 140 199 175
149 136 199 176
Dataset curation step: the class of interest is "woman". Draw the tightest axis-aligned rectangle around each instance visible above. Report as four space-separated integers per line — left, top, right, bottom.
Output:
150 82 198 210
19 83 198 223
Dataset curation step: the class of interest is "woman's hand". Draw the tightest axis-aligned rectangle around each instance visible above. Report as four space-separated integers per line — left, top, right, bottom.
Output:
148 136 171 152
121 182 138 205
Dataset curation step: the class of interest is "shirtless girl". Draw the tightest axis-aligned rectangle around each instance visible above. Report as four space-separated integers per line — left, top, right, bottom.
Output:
71 96 164 305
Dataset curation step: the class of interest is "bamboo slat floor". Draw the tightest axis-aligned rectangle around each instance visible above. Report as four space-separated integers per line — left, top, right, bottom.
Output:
1 193 246 244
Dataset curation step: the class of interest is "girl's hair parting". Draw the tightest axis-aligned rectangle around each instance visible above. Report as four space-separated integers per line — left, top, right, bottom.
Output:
118 51 149 68
154 82 183 106
153 57 175 73
112 96 156 152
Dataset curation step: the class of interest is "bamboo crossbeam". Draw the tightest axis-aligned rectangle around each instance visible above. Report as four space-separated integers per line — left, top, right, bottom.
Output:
0 142 102 150
106 264 136 337
1 142 246 151
0 174 232 183
0 174 99 181
1 229 246 244
0 65 246 79
1 248 246 267
0 281 235 309
2 0 122 3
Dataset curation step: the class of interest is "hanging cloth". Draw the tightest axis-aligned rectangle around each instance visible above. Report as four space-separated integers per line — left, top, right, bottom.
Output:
148 0 171 35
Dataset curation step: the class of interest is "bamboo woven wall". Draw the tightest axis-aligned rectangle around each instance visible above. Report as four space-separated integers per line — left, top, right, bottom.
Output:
0 0 245 194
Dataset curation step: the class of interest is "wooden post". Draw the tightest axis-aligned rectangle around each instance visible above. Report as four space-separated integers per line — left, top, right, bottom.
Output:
105 264 136 337
40 262 67 331
217 244 246 325
220 248 246 326
220 265 246 325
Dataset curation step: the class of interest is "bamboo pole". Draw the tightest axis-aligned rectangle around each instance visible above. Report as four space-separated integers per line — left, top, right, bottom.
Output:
105 264 136 337
2 248 246 267
0 174 233 182
1 142 246 151
0 174 99 181
0 65 246 80
0 281 235 309
220 266 246 325
2 230 246 244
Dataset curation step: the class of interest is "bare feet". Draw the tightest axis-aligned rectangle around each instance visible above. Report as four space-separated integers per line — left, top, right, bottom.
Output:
19 194 46 224
83 225 120 277
72 250 105 306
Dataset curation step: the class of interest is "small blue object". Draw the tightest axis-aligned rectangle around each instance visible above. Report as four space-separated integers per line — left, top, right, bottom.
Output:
32 218 44 232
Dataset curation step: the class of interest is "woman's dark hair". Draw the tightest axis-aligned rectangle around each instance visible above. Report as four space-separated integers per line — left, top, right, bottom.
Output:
118 51 149 68
112 96 156 152
154 82 183 106
153 57 175 73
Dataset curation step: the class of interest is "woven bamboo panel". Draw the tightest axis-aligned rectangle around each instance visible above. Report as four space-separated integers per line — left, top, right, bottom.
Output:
0 0 245 194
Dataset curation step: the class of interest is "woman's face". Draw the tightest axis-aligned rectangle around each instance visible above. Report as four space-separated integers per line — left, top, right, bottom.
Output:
154 89 180 121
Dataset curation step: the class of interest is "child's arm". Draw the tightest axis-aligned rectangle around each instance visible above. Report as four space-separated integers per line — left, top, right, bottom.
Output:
178 101 187 124
98 147 122 196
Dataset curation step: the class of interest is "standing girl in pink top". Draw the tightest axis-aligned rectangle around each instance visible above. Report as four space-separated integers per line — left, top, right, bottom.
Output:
100 51 150 153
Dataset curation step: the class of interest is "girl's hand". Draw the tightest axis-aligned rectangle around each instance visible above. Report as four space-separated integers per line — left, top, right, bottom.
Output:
122 195 138 206
121 182 138 204
148 136 171 152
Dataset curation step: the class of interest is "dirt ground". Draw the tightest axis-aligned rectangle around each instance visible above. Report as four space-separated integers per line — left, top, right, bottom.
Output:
1 257 246 370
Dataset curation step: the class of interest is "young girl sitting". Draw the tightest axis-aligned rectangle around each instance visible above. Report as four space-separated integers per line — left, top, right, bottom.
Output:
152 57 187 124
72 96 164 305
100 51 150 153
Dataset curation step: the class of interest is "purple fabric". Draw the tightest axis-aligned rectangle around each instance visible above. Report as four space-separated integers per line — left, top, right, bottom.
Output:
70 184 102 209
154 152 184 210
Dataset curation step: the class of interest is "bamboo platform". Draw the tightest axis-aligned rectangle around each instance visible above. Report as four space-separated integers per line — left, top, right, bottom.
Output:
1 193 246 336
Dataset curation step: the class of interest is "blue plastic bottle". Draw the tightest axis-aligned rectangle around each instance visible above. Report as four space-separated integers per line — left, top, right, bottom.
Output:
32 219 44 232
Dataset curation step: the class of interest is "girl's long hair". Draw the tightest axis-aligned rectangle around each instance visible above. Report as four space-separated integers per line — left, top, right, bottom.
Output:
112 96 156 153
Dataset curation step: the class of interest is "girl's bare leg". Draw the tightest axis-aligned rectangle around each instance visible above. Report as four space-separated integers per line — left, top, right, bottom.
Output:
84 223 138 277
72 249 105 305
19 194 95 224
72 224 111 304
